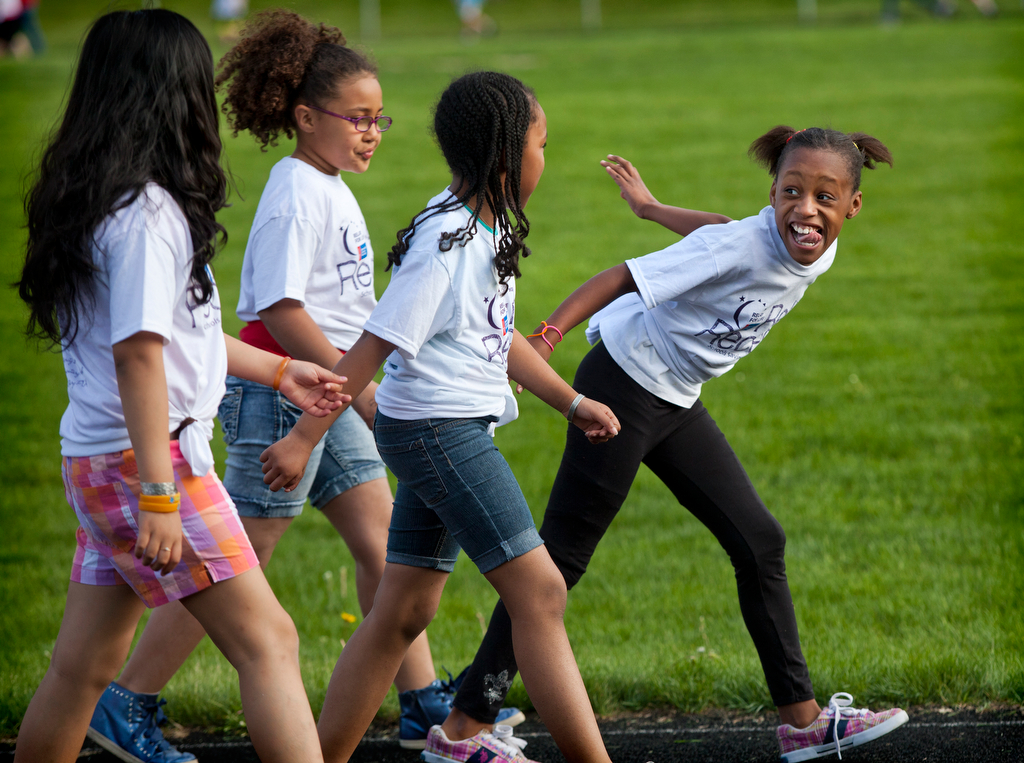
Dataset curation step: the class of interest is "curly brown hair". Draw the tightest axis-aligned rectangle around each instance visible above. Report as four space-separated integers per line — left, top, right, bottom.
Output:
216 9 377 150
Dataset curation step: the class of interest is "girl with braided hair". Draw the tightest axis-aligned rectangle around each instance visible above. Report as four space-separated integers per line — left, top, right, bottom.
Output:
448 126 909 763
81 10 506 759
261 71 619 763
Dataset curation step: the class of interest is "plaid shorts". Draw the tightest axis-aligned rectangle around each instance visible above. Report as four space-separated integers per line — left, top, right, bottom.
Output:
63 442 259 608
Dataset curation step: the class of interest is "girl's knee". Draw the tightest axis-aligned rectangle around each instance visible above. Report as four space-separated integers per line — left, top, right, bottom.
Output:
505 564 567 621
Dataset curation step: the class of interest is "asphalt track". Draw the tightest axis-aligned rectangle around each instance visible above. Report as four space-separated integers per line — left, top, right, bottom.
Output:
3 707 1021 762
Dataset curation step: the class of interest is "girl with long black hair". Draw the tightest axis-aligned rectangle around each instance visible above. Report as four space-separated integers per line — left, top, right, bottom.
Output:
15 10 342 762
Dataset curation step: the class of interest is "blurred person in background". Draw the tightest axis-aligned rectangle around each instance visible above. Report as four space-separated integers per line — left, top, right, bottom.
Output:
454 0 496 40
211 0 247 42
881 0 998 22
1 0 46 57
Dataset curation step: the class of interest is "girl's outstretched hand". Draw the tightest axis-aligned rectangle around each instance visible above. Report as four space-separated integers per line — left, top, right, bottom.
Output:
277 360 350 416
601 155 658 220
260 431 315 492
570 397 620 444
135 510 183 575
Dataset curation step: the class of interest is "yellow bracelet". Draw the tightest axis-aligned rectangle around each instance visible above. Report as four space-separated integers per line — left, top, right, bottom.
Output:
138 493 181 513
272 356 292 391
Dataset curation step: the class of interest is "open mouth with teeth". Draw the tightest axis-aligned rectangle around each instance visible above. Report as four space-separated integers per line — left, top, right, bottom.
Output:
790 222 823 248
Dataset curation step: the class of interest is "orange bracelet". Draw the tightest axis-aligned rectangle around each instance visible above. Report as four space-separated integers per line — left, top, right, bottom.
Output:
138 493 181 513
272 356 292 391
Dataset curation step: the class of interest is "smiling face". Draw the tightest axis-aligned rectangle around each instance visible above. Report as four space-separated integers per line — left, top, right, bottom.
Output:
293 74 384 176
518 102 547 208
770 147 862 266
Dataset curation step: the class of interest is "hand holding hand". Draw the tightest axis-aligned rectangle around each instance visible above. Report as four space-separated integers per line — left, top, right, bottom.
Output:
135 510 182 575
600 155 658 220
260 432 315 492
569 397 620 444
277 360 350 416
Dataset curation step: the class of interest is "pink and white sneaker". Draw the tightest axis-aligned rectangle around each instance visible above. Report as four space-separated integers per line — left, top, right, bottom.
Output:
777 693 908 762
421 724 535 763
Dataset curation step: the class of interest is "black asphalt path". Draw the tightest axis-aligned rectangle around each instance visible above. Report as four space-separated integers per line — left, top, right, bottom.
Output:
2 707 1021 762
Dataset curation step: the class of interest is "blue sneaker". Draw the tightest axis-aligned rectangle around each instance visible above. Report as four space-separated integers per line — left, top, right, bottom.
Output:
399 669 525 750
87 682 197 763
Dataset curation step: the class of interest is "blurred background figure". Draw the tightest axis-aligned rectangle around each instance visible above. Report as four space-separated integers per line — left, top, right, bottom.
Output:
211 0 248 42
0 0 46 58
454 0 496 41
882 0 998 22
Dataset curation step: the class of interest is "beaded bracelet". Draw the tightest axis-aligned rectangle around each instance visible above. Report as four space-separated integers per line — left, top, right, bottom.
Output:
526 321 564 352
272 356 292 391
138 493 181 513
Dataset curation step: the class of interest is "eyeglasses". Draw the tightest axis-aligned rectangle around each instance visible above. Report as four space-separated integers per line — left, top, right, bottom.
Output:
308 105 392 132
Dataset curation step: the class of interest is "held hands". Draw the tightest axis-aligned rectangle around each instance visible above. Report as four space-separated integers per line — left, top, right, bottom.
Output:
568 397 620 444
260 431 316 492
135 510 182 575
277 360 350 415
600 155 657 220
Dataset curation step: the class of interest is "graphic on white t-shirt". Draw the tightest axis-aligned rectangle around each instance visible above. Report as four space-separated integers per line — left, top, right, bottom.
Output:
481 289 515 364
336 221 374 297
693 295 791 358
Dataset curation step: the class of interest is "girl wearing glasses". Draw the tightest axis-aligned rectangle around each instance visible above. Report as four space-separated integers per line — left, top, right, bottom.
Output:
83 10 469 760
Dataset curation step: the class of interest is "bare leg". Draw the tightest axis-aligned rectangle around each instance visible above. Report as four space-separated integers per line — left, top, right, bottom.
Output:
116 516 293 694
182 567 322 763
778 699 823 728
320 478 436 692
15 582 146 763
452 546 611 763
318 563 448 763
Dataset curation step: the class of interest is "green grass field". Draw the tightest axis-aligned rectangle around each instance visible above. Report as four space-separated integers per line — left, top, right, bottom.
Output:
1 0 1022 737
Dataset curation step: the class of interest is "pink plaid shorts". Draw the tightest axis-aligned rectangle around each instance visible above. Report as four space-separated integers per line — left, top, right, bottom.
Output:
63 442 259 608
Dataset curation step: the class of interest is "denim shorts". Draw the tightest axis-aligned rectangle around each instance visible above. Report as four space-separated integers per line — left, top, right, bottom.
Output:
218 376 387 518
373 413 543 574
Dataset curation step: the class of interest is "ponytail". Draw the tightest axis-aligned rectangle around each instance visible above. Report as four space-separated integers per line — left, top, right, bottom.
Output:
749 125 893 191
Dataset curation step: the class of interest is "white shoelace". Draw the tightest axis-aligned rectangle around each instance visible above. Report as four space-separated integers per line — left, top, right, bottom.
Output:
826 692 869 759
490 724 528 757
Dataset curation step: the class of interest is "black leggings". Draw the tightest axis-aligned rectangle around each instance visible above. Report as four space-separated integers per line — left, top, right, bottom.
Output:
453 342 815 722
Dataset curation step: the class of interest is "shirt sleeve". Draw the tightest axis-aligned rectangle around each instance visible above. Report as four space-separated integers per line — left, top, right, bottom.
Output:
247 215 322 312
105 219 181 347
363 251 455 360
626 235 720 310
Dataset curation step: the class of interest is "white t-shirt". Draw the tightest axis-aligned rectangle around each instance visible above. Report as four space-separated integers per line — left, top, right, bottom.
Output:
587 206 836 408
365 190 518 424
236 157 377 351
60 185 227 474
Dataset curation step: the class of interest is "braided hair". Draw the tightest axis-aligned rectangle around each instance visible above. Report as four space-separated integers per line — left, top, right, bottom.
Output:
748 126 893 192
388 71 537 286
216 9 377 150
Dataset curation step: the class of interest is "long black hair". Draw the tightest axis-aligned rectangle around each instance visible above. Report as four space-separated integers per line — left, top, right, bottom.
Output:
18 9 227 347
388 71 536 285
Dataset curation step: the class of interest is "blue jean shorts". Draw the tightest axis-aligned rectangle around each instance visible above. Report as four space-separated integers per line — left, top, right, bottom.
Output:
218 376 387 518
373 413 543 574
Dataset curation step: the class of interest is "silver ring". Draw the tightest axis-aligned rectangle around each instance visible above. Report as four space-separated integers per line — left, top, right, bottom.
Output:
161 547 171 552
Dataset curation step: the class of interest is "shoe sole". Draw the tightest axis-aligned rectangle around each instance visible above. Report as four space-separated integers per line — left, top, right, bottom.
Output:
780 709 909 762
85 727 148 763
401 738 429 750
422 752 458 763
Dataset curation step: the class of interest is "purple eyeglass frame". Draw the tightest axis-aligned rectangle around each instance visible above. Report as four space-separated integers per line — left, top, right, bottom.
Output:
308 105 392 132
